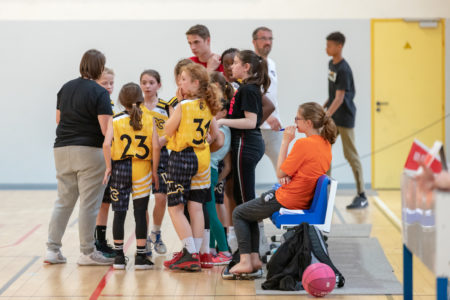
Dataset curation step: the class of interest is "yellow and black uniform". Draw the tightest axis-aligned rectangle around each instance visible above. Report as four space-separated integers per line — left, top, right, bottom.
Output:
106 110 154 211
166 99 212 206
142 99 170 194
167 96 179 110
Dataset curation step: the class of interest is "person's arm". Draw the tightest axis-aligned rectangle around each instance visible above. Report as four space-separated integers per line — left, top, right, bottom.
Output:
218 152 232 182
56 110 60 124
217 111 257 129
276 125 296 179
152 120 160 191
164 104 182 137
98 115 112 136
417 161 450 192
208 118 224 152
261 95 275 124
102 118 114 184
325 90 345 117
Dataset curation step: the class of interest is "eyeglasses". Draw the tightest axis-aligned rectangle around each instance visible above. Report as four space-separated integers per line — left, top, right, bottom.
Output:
295 116 304 122
254 37 273 41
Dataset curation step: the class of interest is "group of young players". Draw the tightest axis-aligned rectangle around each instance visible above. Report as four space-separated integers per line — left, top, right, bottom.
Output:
46 23 356 279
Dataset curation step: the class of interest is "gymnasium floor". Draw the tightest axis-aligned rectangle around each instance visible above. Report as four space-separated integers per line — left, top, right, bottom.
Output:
0 189 437 299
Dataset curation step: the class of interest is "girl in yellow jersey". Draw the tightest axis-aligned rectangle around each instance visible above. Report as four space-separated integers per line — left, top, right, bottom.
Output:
140 69 170 257
163 63 221 271
102 83 160 270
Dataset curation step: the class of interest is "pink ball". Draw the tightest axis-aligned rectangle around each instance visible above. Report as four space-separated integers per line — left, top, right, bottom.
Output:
302 263 336 297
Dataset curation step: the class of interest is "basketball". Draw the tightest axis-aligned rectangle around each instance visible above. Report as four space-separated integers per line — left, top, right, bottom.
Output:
302 263 336 297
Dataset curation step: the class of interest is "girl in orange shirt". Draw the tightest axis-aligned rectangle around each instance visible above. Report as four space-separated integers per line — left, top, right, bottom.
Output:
226 102 337 277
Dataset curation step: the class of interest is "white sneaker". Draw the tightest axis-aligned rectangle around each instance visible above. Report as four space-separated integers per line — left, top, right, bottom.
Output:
77 249 114 266
44 249 66 264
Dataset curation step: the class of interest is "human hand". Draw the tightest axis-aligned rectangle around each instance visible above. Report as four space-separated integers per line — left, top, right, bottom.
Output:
267 116 282 131
217 118 225 127
282 125 296 143
176 87 184 100
417 161 435 193
103 168 111 185
278 176 291 185
207 53 221 72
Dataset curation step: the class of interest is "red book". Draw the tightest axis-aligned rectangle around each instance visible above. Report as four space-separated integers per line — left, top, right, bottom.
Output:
404 139 442 174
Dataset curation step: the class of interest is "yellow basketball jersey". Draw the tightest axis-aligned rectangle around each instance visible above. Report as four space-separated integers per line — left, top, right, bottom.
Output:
142 99 169 137
167 99 213 152
111 110 154 161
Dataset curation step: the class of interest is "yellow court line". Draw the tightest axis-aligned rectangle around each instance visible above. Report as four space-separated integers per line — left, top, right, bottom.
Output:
372 195 402 231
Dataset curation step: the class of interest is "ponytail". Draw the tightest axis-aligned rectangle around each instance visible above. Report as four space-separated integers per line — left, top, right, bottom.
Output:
210 71 234 101
320 114 337 145
299 102 337 144
237 50 271 94
118 82 144 131
129 103 143 131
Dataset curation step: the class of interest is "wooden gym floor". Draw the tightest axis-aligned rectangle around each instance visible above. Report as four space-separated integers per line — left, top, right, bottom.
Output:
0 189 437 299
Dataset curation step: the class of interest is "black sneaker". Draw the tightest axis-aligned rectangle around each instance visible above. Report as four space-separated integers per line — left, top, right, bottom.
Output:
169 248 201 272
113 255 128 270
95 239 116 258
135 254 154 270
346 195 369 209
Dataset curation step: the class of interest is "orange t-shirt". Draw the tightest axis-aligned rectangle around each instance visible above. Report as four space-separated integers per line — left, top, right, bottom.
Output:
275 135 332 210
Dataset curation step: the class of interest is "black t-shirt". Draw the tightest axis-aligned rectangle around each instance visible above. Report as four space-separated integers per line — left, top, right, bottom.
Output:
327 59 356 128
227 83 263 134
54 77 113 148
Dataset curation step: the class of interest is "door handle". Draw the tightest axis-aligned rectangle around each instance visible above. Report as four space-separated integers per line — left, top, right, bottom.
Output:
376 101 389 112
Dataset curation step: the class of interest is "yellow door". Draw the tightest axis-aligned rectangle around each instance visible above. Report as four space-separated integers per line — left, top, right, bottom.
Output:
372 19 445 189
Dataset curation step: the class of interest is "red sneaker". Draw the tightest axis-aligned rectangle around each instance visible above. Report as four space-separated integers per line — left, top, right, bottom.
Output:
169 248 201 271
163 250 183 269
200 252 214 269
212 252 232 265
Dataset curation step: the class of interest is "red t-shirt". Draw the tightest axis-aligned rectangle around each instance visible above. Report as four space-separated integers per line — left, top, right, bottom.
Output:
189 56 224 73
275 135 332 210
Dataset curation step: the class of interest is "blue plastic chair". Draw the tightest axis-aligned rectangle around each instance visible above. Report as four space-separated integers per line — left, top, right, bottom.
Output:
270 175 338 233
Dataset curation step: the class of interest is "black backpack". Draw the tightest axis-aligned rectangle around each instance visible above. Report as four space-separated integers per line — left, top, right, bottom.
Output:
263 223 345 290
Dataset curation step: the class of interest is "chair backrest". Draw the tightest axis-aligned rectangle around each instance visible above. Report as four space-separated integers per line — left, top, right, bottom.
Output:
317 176 338 233
308 175 330 214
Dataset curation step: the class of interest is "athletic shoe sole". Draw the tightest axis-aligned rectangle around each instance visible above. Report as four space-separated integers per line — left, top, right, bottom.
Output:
113 264 126 270
169 262 201 271
135 264 153 270
43 259 66 264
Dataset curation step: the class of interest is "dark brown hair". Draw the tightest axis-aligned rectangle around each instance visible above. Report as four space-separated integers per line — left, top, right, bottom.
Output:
210 71 234 102
118 83 144 131
237 50 271 94
79 49 106 80
186 24 210 40
181 64 221 115
140 69 161 84
299 102 337 144
326 31 346 45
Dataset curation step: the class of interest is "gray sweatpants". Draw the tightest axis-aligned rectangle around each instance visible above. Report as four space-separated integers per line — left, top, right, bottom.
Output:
47 146 106 255
232 190 282 254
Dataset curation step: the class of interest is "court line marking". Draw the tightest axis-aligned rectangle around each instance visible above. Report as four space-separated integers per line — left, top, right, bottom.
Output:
334 205 347 224
89 233 136 300
373 196 402 231
0 256 40 295
0 224 42 248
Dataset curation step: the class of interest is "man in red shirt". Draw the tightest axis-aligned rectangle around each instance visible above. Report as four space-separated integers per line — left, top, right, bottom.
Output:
186 24 224 73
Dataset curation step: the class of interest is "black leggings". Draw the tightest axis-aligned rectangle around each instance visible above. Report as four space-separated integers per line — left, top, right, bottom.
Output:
231 130 265 205
113 197 149 240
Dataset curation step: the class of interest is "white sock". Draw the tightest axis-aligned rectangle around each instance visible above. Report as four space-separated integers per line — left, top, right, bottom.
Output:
193 238 203 253
210 248 217 256
229 226 235 235
182 237 196 254
200 230 210 254
152 224 161 232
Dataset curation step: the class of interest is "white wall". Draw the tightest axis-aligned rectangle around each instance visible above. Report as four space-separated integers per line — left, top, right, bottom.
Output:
0 19 372 186
1 0 450 20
